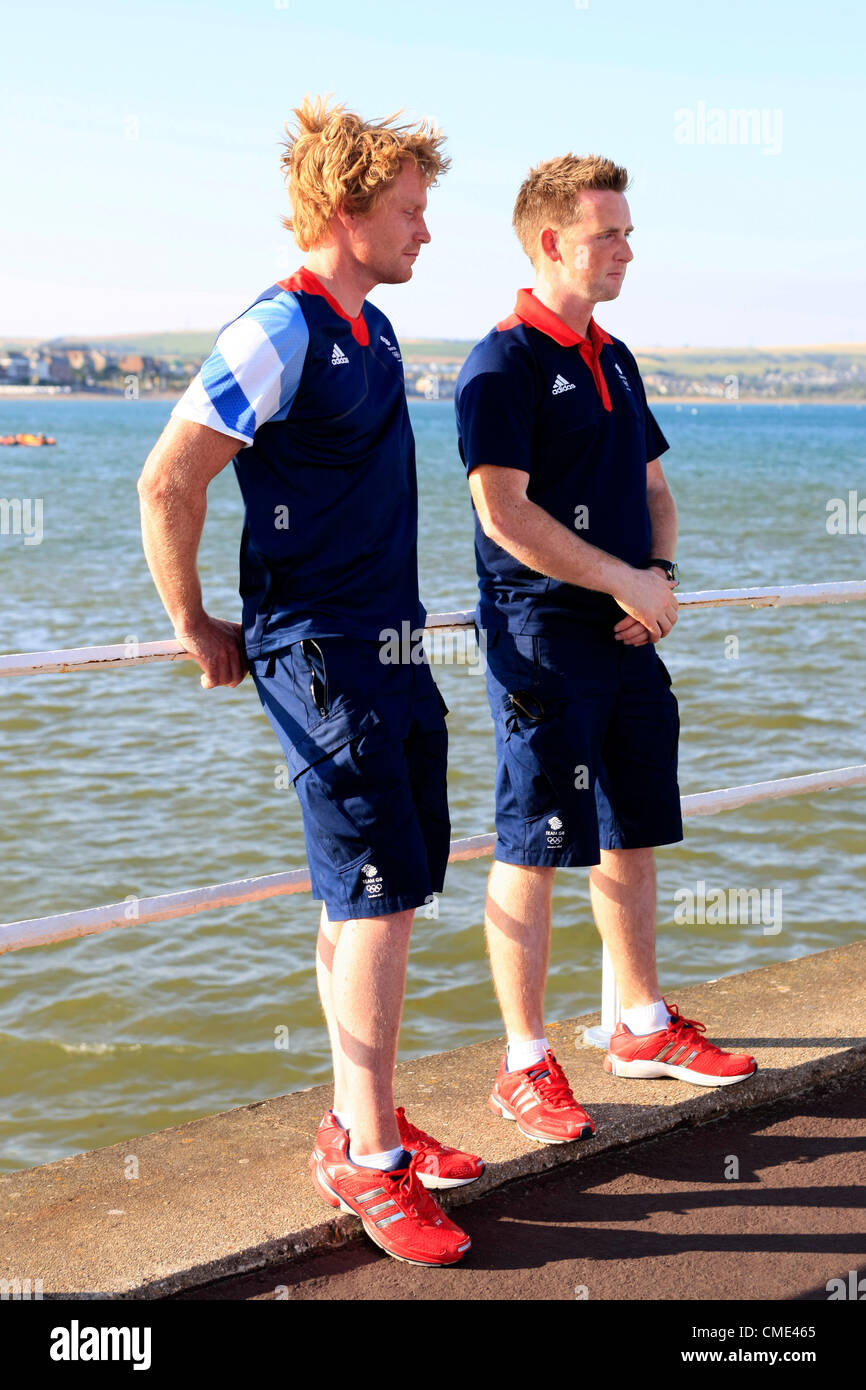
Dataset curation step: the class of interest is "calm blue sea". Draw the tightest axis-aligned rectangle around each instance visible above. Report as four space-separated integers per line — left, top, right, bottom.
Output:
0 397 864 1172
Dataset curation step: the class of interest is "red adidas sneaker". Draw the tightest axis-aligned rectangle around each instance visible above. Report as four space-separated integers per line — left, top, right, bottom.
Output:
310 1113 472 1266
605 1001 757 1086
395 1106 485 1189
489 1049 595 1144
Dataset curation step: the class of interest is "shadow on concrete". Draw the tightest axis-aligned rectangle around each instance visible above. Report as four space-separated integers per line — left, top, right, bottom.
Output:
174 1080 866 1299
708 1038 866 1048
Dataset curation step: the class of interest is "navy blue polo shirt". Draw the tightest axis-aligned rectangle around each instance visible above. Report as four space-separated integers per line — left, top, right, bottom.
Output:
171 266 423 657
454 288 670 636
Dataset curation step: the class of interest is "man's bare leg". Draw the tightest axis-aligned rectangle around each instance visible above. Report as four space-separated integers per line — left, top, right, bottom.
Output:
484 862 555 1040
315 906 348 1113
588 845 660 1009
484 859 595 1142
315 904 414 1154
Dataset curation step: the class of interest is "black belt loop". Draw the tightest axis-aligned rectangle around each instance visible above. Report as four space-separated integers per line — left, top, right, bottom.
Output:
264 651 277 679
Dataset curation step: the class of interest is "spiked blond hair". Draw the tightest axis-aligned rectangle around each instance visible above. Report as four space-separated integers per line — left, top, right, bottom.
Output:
513 154 629 263
280 96 449 250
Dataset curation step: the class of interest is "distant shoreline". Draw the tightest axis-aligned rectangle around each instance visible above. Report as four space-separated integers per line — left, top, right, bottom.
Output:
0 390 862 407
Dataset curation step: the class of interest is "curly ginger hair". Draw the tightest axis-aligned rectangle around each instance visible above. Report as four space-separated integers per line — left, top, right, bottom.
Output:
280 96 449 250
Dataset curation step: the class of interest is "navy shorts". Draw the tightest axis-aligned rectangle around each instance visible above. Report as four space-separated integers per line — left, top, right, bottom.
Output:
485 628 683 867
250 638 451 920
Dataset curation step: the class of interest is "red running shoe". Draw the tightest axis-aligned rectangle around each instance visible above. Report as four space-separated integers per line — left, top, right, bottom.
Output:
489 1049 595 1144
310 1113 471 1266
605 1001 758 1086
395 1106 485 1190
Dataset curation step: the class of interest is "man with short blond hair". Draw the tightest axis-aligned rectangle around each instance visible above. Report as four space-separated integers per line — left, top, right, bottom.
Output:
456 154 756 1143
138 98 482 1266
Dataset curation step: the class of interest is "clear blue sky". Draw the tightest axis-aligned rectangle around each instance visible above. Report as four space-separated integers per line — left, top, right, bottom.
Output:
1 0 863 346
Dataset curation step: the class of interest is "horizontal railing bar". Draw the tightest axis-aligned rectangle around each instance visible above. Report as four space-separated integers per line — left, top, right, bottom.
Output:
2 766 863 955
680 763 866 814
2 582 865 678
671 580 866 609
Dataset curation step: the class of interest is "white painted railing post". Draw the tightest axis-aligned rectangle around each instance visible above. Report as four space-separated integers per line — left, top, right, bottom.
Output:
582 943 620 1048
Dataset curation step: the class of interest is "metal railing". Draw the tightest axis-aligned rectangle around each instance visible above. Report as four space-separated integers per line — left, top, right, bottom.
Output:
2 580 865 1046
2 582 865 678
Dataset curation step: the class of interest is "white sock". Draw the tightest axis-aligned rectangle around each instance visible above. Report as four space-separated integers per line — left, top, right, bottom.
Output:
348 1143 406 1171
332 1109 351 1130
621 1000 671 1036
506 1036 549 1071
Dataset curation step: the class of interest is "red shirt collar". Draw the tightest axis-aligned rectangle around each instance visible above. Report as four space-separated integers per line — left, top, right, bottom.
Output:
278 266 370 345
512 287 613 411
513 287 612 352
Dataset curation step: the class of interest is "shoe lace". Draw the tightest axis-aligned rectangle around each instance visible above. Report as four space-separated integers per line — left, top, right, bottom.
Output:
387 1152 443 1224
525 1054 578 1110
394 1106 435 1151
663 1003 719 1054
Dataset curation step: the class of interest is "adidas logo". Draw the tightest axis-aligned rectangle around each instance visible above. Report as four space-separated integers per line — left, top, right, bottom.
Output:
552 374 575 395
331 343 349 365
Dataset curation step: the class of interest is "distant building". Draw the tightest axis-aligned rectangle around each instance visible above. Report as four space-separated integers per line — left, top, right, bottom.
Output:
0 352 31 383
48 355 75 384
27 353 54 383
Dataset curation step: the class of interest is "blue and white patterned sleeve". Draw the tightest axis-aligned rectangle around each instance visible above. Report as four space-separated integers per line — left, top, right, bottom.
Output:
170 290 309 447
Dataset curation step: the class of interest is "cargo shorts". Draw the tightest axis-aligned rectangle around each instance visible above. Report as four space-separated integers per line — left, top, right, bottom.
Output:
485 627 683 866
250 637 451 920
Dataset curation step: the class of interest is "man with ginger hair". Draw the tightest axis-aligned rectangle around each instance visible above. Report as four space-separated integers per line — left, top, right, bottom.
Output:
138 98 481 1267
455 155 757 1143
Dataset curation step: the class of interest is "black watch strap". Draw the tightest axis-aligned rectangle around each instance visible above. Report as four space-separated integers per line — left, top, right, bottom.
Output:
649 558 679 582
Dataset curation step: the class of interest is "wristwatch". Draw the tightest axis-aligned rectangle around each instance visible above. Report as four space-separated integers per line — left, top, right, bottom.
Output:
648 557 679 585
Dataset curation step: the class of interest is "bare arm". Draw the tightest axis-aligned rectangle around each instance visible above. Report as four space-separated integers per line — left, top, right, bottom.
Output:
137 416 248 688
647 455 678 560
467 465 678 642
613 456 679 646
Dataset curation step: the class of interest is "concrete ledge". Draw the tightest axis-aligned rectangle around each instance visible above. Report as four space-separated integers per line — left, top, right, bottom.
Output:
2 940 865 1299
